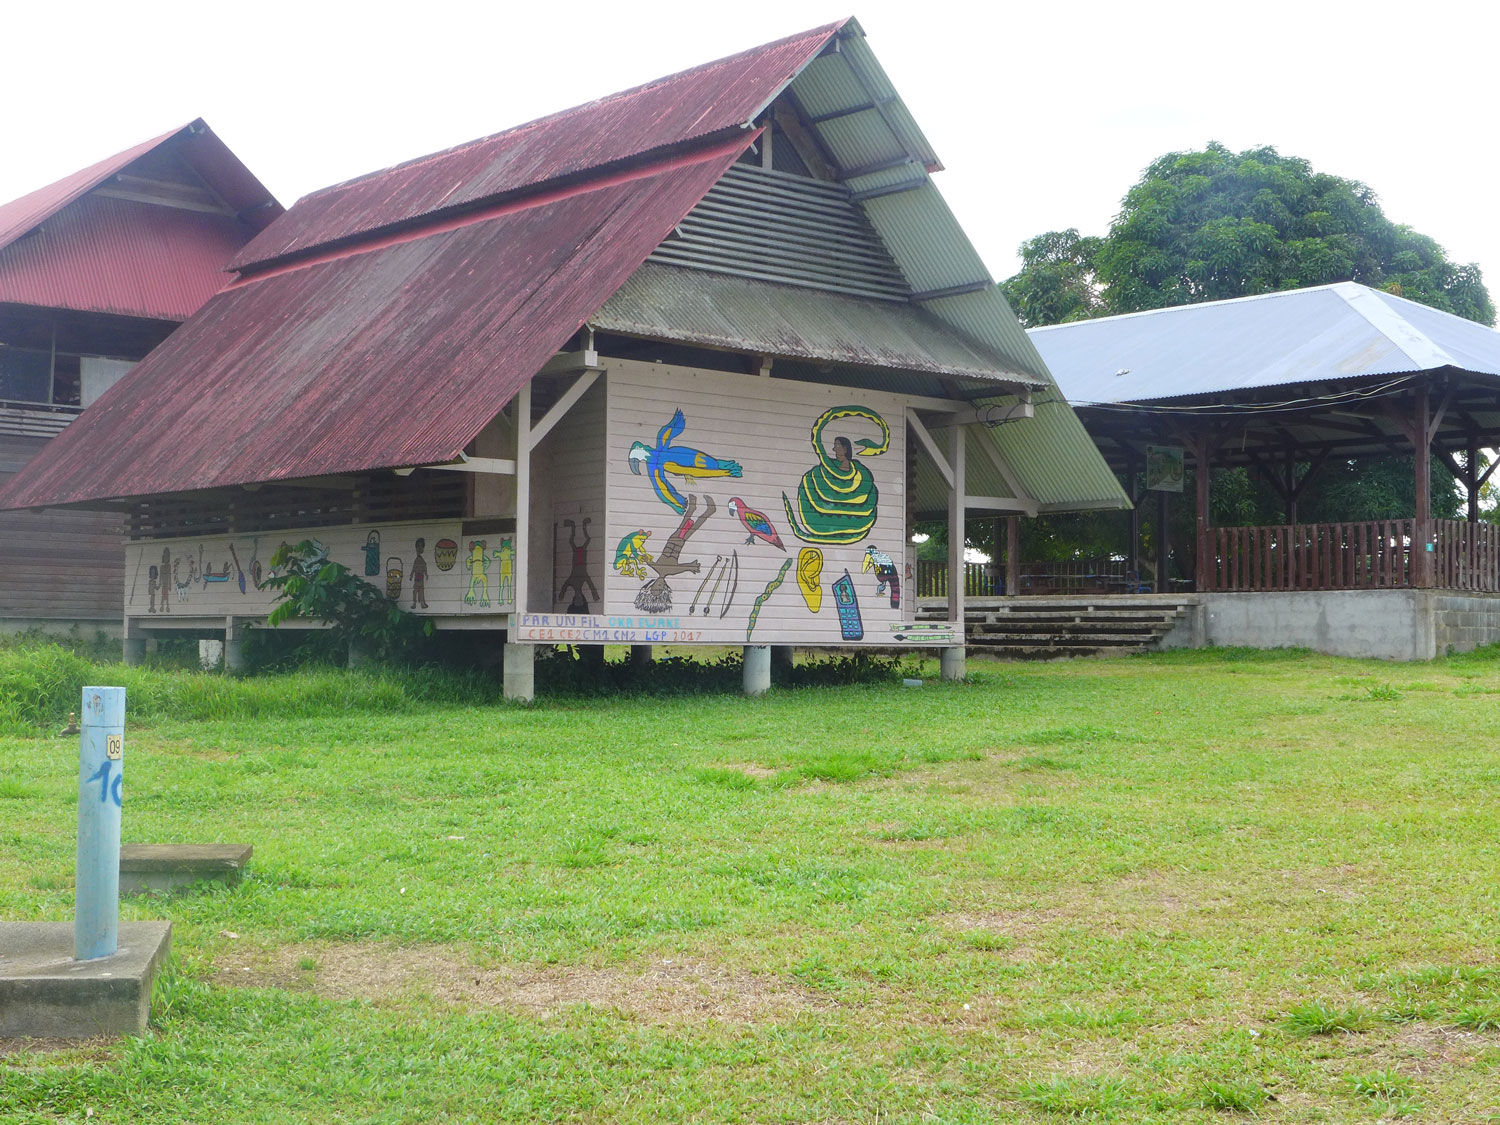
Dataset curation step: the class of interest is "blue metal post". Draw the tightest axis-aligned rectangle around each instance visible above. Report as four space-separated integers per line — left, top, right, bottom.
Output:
75 686 125 961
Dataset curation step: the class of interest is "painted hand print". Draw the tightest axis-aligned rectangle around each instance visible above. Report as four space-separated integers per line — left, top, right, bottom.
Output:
782 406 889 545
628 408 742 514
747 557 794 641
862 545 901 609
796 547 824 613
728 497 785 550
613 529 654 580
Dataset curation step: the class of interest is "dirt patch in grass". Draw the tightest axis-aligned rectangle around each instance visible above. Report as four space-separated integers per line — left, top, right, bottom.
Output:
712 762 778 778
212 942 828 1024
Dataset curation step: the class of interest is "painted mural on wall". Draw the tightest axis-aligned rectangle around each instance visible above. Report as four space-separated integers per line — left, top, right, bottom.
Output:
512 363 959 648
125 520 511 618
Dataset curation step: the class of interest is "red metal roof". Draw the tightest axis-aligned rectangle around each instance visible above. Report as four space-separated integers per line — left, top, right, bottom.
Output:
0 119 282 320
0 137 749 508
229 20 844 272
0 194 257 321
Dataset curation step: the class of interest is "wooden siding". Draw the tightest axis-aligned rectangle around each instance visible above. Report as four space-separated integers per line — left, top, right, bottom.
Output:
529 378 607 614
520 359 927 647
122 519 512 620
0 433 123 621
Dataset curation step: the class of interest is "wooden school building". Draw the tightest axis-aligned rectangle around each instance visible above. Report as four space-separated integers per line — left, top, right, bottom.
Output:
0 122 280 632
0 19 1126 695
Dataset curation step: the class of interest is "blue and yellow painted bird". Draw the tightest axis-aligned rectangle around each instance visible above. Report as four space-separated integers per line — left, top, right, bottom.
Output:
628 409 742 514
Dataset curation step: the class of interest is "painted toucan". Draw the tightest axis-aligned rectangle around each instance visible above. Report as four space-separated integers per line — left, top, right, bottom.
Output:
728 497 785 550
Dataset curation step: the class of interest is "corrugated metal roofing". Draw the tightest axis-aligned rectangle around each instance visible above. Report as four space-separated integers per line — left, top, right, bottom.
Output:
228 21 847 272
0 120 280 256
0 119 282 320
0 140 746 509
0 19 1127 518
1030 282 1500 407
592 261 1014 379
0 194 256 321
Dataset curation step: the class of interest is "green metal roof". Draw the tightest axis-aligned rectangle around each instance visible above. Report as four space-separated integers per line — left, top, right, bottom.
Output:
592 262 1028 381
781 24 1128 514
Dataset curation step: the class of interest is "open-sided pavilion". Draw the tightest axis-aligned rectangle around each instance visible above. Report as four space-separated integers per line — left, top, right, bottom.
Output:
1025 282 1500 658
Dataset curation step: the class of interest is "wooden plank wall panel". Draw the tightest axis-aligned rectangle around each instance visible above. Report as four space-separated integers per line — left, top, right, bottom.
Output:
121 519 508 620
529 380 607 615
1 434 124 621
590 360 916 647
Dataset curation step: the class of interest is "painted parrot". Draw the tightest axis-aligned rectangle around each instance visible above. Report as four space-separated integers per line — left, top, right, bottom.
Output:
728 497 785 550
627 409 742 514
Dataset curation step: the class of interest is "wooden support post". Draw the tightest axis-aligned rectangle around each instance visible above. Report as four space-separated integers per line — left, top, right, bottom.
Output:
1156 487 1170 594
1413 387 1433 588
1125 452 1141 590
1468 438 1481 524
947 425 966 625
1193 436 1212 592
514 385 531 621
989 517 1002 596
1006 515 1020 598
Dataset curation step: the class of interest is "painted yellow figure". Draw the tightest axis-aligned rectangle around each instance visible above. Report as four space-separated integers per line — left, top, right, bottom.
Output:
464 540 490 607
494 538 515 606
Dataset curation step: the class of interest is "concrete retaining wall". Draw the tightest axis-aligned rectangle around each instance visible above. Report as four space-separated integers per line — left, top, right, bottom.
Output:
1431 594 1500 656
1178 590 1500 661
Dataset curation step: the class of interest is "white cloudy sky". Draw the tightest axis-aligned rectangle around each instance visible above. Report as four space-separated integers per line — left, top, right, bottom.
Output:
2 0 1494 308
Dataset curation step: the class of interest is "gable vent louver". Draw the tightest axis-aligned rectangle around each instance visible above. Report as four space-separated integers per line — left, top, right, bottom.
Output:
648 165 910 302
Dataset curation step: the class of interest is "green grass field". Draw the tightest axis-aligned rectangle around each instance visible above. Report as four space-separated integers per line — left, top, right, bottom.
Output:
2 641 1499 1122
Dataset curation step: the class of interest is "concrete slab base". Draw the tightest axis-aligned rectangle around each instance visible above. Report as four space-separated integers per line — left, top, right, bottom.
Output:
119 844 252 896
0 921 171 1039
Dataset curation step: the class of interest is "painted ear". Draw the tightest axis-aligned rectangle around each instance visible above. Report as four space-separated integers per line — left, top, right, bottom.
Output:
658 408 686 447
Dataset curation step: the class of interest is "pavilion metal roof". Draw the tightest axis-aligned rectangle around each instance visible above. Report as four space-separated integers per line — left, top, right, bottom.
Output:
1030 282 1500 407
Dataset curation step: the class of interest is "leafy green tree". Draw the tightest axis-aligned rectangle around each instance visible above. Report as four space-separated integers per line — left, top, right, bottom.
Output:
998 229 1103 328
1004 143 1494 327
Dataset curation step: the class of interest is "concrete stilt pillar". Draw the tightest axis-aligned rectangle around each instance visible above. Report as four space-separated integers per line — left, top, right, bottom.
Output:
630 645 653 668
940 645 966 682
223 618 245 673
743 645 771 696
122 638 146 666
347 638 372 669
504 642 536 702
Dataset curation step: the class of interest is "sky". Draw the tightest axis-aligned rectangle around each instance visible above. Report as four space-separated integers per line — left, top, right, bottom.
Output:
2 0 1497 308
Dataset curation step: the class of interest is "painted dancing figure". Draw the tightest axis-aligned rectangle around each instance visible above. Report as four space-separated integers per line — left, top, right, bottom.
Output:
636 495 716 612
557 518 600 613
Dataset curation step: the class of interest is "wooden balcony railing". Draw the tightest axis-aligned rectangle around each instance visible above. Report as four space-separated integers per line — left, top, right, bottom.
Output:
1204 520 1415 591
1431 519 1500 592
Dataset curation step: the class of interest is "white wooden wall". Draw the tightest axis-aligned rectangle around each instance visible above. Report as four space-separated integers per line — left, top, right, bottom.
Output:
124 519 514 619
515 359 952 647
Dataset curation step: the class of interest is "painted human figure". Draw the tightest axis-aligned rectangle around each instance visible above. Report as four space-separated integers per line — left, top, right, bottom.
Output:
363 531 381 577
557 519 600 612
148 564 161 614
495 538 515 605
410 538 429 609
636 495 716 612
157 548 172 614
